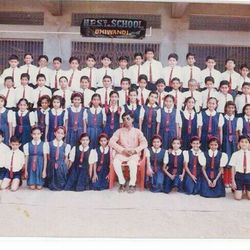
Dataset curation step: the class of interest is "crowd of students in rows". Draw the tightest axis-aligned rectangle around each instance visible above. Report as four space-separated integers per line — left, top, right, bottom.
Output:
0 48 249 200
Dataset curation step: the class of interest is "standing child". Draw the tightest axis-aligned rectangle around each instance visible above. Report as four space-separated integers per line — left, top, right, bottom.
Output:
24 127 48 190
37 55 52 87
13 98 35 148
142 91 159 143
235 82 250 116
137 74 151 106
222 101 240 187
238 64 250 92
0 76 16 110
84 93 106 148
65 133 95 191
200 137 228 198
146 135 168 192
238 104 250 138
230 136 250 200
46 126 71 190
162 138 185 193
104 91 121 138
155 78 167 108
35 95 51 141
217 80 233 114
0 130 10 186
45 95 66 142
0 95 14 145
183 136 205 195
118 77 131 107
180 97 202 150
156 94 182 149
120 88 144 129
79 76 95 108
65 92 85 146
50 57 65 91
0 136 25 191
113 56 130 88
199 97 224 151
92 133 111 191
168 77 185 110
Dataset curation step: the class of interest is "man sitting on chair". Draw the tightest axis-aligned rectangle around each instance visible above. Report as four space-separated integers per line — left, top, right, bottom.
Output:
109 111 148 193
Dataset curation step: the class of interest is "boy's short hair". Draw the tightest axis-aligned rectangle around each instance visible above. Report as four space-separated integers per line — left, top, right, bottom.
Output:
8 54 19 61
122 111 134 120
118 55 129 62
190 136 201 144
69 56 80 64
225 58 236 65
242 82 250 88
53 57 62 63
103 75 112 81
186 52 195 59
205 55 216 61
0 129 4 138
168 53 178 61
24 53 33 59
36 73 46 81
138 74 148 82
208 136 220 146
80 75 90 82
240 63 249 70
31 126 42 134
145 47 154 54
171 77 181 83
10 136 21 143
59 76 68 82
101 54 112 61
155 78 166 86
219 80 229 88
86 54 96 61
133 52 143 59
4 76 14 82
205 76 215 84
120 77 131 85
151 134 163 143
20 73 30 80
38 55 49 62
188 79 197 85
238 135 250 143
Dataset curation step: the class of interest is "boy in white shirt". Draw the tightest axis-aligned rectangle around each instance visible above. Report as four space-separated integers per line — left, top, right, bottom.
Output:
96 75 113 108
81 54 98 90
37 55 53 87
0 76 16 109
118 77 131 107
113 56 130 88
79 76 95 108
235 82 250 116
137 74 150 106
239 64 250 92
0 130 10 185
1 136 25 191
155 78 168 108
182 52 201 90
217 80 233 114
168 77 185 110
50 57 65 91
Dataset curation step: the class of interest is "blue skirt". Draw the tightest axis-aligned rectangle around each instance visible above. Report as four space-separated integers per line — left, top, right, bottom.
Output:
149 170 164 193
183 175 201 195
163 175 183 193
92 166 109 191
200 176 225 198
66 128 84 146
27 157 44 186
65 164 91 191
87 127 103 148
0 167 7 180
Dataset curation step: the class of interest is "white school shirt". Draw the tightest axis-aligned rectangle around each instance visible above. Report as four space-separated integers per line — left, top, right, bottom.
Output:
48 139 71 156
15 85 35 105
83 106 106 122
238 75 250 91
119 104 145 123
65 69 82 91
34 108 50 124
201 88 219 109
180 109 202 128
237 115 250 133
118 89 129 107
0 142 10 168
235 94 250 114
23 140 49 156
49 69 66 89
216 92 233 113
33 86 52 108
183 149 206 166
146 147 169 164
162 65 183 85
113 67 130 87
182 65 202 88
156 106 182 127
165 149 183 165
142 59 163 83
53 89 73 109
200 110 224 127
168 89 185 110
69 145 96 164
0 107 15 124
92 146 110 163
128 64 146 85
36 67 53 87
65 106 85 122
229 150 250 173
80 88 95 108
0 87 16 108
137 88 151 105
13 110 36 127
221 70 240 90
157 91 168 108
45 108 67 125
96 87 113 105
204 149 228 168
0 67 22 88
20 64 38 84
97 67 114 88
81 67 98 89
201 68 221 89
183 90 202 112
5 149 25 172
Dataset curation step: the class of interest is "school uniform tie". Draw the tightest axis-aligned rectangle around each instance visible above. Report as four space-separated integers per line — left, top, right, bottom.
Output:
191 91 194 98
149 63 152 82
79 149 85 167
22 86 26 99
153 152 157 173
19 112 23 133
207 89 211 103
243 151 247 174
189 67 193 81
228 117 233 142
174 91 177 106
169 67 173 86
140 91 144 105
229 73 232 93
173 152 178 175
93 108 97 127
165 109 170 132
105 69 108 76
110 107 115 130
32 142 38 171
9 151 15 179
38 90 42 99
122 69 124 78
192 154 198 177
68 70 74 87
27 65 30 75
187 112 192 135
38 68 41 74
89 68 92 88
104 88 108 112
125 90 129 104
54 110 58 130
147 105 153 128
62 90 66 100
131 105 135 114
208 113 212 138
137 65 141 82
5 88 10 100
54 142 60 169
54 71 58 89
245 95 248 105
210 152 215 179
97 147 105 172
12 68 15 81
73 108 79 131
158 93 161 107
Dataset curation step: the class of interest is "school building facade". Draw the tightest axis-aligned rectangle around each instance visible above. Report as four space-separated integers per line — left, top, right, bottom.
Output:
0 0 250 72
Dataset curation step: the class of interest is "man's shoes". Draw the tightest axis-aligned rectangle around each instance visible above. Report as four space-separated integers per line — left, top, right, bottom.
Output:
127 185 136 193
118 184 126 193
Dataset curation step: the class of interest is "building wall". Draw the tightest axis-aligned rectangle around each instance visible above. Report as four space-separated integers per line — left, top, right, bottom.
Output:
0 0 250 69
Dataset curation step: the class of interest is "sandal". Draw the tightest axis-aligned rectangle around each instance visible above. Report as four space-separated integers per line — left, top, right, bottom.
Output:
127 185 136 193
118 184 126 193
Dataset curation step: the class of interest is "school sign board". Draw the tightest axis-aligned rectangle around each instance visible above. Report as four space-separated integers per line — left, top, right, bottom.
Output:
80 18 147 39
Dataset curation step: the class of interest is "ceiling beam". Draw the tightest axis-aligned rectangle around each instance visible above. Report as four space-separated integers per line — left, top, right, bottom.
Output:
171 3 189 18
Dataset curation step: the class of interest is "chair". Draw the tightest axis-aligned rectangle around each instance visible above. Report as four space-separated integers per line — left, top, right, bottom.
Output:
109 149 147 191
